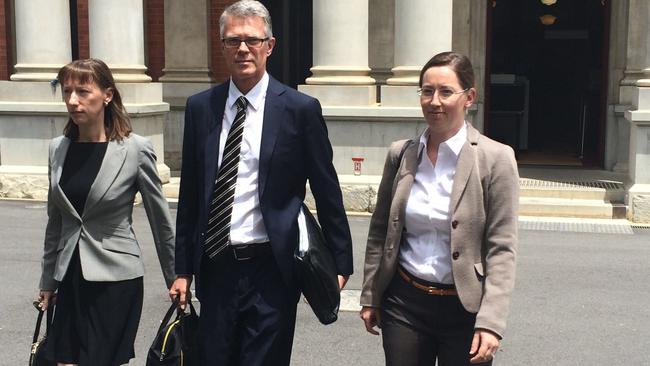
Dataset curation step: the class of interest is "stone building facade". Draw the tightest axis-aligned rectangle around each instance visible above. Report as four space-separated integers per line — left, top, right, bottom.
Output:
0 0 649 221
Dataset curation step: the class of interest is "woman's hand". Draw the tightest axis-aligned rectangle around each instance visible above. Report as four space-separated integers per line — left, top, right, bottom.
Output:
37 290 55 311
469 329 500 364
359 306 381 335
168 276 192 308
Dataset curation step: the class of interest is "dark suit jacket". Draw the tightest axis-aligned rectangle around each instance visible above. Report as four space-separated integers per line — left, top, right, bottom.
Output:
360 125 519 338
175 76 353 296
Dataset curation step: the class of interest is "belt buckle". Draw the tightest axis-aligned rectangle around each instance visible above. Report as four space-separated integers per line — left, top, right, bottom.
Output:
233 244 252 261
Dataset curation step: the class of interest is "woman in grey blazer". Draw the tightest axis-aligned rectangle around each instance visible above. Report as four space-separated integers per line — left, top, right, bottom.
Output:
360 52 519 365
36 59 180 366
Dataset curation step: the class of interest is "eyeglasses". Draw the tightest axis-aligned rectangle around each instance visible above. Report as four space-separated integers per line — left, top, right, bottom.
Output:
417 87 469 100
222 37 269 49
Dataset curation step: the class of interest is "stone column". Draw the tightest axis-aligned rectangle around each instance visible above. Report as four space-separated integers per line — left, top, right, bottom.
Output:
160 0 212 83
160 0 214 171
87 0 170 181
382 0 453 106
622 0 650 89
609 0 631 172
368 0 395 85
88 0 151 82
624 0 650 222
299 0 376 106
11 0 71 81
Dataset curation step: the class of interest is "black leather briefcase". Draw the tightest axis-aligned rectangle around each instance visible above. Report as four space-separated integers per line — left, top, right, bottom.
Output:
294 203 340 325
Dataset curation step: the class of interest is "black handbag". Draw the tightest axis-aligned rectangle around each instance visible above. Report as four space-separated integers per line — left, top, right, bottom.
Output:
294 203 341 325
29 300 55 366
146 298 200 366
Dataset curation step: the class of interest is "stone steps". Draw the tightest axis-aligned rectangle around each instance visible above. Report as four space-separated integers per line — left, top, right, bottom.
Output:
519 196 625 219
163 173 627 219
519 178 625 201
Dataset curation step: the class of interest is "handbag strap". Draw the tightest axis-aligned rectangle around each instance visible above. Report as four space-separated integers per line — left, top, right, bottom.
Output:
397 139 412 165
156 298 180 335
187 301 197 318
176 300 198 324
45 304 53 336
31 301 53 343
390 139 412 189
157 298 197 334
31 304 44 344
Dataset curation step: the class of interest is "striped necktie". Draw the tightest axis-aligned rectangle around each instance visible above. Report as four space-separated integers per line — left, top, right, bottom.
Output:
204 96 248 259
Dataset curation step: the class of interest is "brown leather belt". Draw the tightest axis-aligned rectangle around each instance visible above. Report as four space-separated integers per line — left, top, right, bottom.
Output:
397 267 458 296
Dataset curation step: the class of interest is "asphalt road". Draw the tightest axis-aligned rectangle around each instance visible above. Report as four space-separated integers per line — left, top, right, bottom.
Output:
2 199 650 365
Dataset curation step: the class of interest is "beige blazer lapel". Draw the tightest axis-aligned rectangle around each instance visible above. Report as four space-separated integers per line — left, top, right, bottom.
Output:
50 137 81 221
449 125 480 212
82 139 127 216
392 141 419 216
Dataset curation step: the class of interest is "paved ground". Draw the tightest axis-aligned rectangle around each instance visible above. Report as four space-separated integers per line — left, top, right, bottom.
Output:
2 199 650 365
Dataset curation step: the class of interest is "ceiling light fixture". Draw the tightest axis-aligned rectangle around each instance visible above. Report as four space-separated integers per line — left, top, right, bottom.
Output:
539 14 558 25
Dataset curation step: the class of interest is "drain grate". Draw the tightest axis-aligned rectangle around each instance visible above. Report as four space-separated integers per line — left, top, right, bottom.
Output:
520 178 623 191
631 224 650 234
519 220 633 234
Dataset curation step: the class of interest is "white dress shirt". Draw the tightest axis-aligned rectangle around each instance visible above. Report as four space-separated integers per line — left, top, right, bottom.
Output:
398 123 468 284
218 73 270 246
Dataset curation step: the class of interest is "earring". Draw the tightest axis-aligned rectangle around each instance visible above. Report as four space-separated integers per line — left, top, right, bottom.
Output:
104 100 109 106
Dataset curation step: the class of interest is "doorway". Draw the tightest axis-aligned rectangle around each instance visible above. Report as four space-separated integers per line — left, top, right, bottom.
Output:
485 0 609 166
261 0 312 89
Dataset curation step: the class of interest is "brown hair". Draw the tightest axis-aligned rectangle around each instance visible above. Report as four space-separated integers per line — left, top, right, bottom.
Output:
57 58 131 141
418 51 475 90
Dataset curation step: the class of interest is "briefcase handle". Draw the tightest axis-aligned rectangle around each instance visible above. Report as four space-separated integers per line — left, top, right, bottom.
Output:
155 297 197 336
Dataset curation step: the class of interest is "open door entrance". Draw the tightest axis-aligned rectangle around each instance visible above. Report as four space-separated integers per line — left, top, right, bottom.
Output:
485 0 609 167
262 0 313 89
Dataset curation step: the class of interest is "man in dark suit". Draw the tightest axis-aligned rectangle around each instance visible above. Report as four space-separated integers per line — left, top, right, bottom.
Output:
168 1 353 365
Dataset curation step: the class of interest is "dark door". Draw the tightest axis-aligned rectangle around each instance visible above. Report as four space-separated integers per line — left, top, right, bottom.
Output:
261 0 312 89
486 0 609 166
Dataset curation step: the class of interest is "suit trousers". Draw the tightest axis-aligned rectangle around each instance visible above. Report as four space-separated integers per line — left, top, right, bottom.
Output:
197 249 298 366
381 273 492 366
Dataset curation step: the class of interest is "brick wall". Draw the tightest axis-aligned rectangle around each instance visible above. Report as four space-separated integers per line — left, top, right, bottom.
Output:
210 0 236 83
76 0 89 59
145 0 164 81
0 0 11 80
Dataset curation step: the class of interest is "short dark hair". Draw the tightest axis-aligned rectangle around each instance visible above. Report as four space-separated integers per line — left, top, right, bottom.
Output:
418 51 475 90
57 58 131 141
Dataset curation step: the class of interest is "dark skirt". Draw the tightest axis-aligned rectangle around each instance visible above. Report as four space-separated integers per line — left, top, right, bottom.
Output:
46 248 144 366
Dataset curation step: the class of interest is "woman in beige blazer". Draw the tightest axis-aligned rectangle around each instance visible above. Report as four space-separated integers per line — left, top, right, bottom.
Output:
35 59 183 366
360 52 519 365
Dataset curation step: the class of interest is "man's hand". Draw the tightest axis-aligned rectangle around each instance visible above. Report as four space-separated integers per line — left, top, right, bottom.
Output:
469 329 500 364
169 275 192 308
359 306 381 335
338 275 349 291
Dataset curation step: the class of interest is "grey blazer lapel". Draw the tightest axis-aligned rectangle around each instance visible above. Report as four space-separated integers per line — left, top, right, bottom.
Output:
449 125 480 212
83 139 127 215
51 137 81 221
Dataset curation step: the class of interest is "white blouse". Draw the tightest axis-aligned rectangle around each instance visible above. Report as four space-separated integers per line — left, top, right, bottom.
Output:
398 123 467 284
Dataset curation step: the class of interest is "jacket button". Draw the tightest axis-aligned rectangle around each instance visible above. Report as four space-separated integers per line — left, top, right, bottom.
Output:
451 220 458 229
200 232 205 237
452 251 460 260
